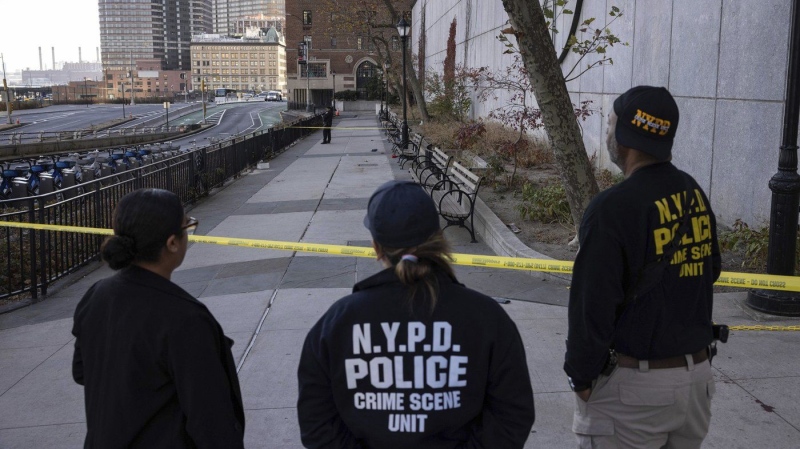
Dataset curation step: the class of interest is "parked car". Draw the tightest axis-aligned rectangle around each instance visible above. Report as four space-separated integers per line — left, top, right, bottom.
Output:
265 91 282 102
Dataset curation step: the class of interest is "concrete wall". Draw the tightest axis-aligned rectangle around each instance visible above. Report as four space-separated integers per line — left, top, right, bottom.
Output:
335 100 378 112
414 0 797 226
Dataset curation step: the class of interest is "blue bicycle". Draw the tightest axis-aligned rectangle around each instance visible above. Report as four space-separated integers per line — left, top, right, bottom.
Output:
0 163 18 200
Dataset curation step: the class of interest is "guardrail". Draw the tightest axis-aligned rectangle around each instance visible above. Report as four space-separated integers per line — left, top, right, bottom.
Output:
1 126 196 145
0 114 323 301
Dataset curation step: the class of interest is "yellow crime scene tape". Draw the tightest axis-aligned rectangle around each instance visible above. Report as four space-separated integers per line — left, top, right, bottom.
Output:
285 126 390 130
2 222 799 294
728 325 800 331
4 221 800 332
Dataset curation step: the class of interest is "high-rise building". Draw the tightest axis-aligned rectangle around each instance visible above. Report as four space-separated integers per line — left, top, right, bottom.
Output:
99 0 213 72
213 0 284 36
191 27 286 95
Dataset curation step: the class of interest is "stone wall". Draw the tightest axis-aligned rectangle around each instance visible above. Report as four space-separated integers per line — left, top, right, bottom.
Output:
413 0 797 226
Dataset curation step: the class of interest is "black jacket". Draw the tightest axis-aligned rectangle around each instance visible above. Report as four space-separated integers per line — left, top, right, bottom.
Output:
297 268 535 449
72 265 245 449
323 109 334 126
565 162 721 387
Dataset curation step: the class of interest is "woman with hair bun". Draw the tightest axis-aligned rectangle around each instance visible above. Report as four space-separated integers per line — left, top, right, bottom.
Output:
72 188 245 449
297 180 535 449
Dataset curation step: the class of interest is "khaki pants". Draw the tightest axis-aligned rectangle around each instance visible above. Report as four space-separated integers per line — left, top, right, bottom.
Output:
573 356 715 449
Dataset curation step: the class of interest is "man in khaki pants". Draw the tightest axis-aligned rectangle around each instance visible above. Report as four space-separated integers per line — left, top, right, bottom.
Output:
564 86 721 448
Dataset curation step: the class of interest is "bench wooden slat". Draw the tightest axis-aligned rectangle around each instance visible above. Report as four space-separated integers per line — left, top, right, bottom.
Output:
398 133 425 168
413 147 452 189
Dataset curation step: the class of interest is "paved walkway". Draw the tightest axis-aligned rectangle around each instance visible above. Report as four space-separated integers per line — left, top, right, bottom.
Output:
1 113 800 448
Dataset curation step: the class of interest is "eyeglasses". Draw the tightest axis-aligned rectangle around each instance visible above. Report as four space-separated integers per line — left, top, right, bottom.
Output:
181 217 199 235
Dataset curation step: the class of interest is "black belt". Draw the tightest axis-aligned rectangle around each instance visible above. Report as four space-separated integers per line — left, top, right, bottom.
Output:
617 349 709 369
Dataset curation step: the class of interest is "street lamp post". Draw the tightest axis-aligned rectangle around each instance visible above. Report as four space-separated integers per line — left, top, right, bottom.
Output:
396 18 410 149
382 62 390 119
305 38 313 112
746 0 800 315
84 78 89 108
331 70 336 107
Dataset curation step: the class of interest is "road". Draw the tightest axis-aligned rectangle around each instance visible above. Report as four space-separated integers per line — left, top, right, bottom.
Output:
0 101 289 149
163 101 289 150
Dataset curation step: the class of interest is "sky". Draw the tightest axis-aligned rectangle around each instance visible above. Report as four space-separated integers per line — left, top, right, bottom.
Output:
0 0 101 74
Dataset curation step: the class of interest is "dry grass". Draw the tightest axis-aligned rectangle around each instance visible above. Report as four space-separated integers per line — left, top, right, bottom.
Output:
419 120 553 168
419 122 458 149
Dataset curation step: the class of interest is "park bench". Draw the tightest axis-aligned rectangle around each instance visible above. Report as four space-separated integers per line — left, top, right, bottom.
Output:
412 146 453 191
383 113 402 149
397 133 426 168
429 160 483 243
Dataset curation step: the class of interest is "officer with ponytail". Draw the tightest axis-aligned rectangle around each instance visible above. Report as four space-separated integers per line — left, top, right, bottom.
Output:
297 180 535 449
72 188 245 448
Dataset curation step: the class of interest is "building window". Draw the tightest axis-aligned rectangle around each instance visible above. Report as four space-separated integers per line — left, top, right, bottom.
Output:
301 62 326 78
358 36 374 51
391 36 400 51
303 10 312 25
304 36 312 50
331 37 337 48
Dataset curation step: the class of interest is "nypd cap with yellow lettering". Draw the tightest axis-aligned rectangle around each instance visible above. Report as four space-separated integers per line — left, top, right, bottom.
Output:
613 85 679 161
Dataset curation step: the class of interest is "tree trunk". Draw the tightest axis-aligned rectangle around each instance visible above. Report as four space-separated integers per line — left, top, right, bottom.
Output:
405 55 430 123
501 0 599 229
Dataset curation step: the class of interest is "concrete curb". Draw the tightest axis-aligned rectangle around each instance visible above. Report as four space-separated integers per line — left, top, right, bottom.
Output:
471 192 573 284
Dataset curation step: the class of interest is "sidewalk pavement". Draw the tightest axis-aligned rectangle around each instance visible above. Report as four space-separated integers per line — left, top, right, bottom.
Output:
1 113 800 448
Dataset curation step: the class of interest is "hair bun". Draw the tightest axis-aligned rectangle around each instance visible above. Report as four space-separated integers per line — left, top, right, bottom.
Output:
100 234 138 270
117 235 137 254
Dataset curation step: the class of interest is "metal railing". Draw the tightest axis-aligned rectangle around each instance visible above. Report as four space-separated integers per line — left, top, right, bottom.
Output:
0 114 323 301
1 126 199 145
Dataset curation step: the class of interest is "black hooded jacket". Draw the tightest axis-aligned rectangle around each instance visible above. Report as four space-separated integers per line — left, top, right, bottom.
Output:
297 267 535 449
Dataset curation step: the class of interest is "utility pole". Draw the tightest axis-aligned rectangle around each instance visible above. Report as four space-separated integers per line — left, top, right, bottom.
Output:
130 50 136 106
1 54 11 124
201 78 207 124
121 76 126 119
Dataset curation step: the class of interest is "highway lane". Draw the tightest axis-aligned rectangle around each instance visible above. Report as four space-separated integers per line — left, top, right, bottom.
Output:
165 101 291 150
0 101 298 159
0 103 199 144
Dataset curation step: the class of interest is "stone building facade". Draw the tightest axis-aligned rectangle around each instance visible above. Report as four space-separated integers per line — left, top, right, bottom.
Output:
413 0 798 227
190 28 287 95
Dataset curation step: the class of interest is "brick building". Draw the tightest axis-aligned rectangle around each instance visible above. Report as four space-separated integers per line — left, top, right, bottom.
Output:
285 0 414 107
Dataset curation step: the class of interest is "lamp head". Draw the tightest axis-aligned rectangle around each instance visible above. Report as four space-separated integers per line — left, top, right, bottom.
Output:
396 18 410 38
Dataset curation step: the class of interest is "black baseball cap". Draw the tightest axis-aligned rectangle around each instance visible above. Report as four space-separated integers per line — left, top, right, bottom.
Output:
613 86 679 161
363 180 440 248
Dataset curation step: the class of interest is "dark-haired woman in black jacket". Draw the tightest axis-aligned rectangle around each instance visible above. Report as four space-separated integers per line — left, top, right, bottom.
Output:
72 188 245 449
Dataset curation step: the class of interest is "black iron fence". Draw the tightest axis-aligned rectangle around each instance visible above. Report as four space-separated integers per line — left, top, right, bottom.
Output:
0 114 322 301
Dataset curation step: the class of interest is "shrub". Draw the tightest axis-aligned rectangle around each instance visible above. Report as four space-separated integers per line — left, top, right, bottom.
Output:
454 122 486 150
334 90 359 101
718 220 800 273
596 168 625 190
517 181 573 225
